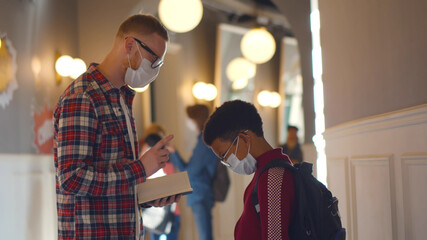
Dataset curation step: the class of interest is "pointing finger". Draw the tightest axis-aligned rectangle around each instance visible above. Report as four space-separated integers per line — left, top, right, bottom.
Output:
152 134 174 150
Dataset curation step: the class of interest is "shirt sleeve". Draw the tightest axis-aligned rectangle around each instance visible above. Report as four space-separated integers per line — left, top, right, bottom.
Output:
54 93 146 197
169 138 216 177
258 167 295 240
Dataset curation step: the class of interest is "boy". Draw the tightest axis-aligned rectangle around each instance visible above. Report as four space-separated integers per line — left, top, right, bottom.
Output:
203 100 296 240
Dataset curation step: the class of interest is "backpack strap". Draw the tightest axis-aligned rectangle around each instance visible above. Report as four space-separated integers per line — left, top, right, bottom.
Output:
252 158 296 219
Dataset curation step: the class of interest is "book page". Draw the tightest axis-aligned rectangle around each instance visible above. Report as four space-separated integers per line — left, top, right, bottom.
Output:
137 171 193 204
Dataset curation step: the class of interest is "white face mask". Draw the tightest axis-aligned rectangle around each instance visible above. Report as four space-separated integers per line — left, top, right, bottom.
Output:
226 137 257 175
124 43 160 88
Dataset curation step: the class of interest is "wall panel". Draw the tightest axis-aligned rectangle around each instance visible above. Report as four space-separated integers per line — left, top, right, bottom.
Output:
0 154 56 240
327 157 349 233
324 104 427 240
401 153 427 240
350 156 394 240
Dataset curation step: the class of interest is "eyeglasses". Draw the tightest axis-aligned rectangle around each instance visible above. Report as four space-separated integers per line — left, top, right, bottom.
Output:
218 136 238 167
218 130 248 167
131 37 163 68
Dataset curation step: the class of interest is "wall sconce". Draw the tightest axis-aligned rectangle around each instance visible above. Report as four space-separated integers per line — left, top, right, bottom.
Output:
257 90 281 108
55 54 87 82
192 81 217 101
241 27 276 64
31 57 42 87
159 0 203 33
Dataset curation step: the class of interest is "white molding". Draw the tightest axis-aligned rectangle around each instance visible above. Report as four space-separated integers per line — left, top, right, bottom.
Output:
324 104 427 140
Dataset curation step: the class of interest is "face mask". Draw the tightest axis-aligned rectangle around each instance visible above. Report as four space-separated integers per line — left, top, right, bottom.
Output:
226 137 257 175
124 43 160 88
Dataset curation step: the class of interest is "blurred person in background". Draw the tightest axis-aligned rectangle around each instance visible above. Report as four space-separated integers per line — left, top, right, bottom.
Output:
140 131 181 240
281 125 303 164
165 104 217 240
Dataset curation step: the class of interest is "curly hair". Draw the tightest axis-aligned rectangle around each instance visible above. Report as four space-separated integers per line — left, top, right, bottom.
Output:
203 100 264 146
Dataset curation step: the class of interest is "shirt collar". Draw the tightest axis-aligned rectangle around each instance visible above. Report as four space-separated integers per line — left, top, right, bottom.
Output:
256 148 292 170
87 63 136 104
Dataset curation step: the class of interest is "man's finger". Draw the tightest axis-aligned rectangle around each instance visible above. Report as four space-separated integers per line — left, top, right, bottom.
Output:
152 134 174 150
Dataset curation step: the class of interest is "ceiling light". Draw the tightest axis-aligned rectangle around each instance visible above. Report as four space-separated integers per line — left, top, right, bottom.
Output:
226 57 256 82
159 0 203 33
232 78 248 90
241 27 276 64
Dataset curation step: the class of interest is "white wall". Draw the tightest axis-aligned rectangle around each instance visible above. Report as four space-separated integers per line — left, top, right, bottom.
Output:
324 104 427 240
319 0 427 128
0 0 79 153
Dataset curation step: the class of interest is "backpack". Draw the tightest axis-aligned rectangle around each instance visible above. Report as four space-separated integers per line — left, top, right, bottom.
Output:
212 161 230 202
252 159 346 240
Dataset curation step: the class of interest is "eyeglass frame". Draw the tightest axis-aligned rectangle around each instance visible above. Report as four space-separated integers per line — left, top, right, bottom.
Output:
218 130 248 167
127 37 163 68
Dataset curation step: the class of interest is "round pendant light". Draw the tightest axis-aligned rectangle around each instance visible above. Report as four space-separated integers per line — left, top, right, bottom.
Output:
159 0 203 33
241 27 276 64
226 57 256 82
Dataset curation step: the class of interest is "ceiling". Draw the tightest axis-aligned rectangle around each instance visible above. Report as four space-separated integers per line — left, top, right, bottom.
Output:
204 0 292 36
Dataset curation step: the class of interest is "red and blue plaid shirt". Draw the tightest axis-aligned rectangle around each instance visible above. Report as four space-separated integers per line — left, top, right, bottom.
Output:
54 63 146 239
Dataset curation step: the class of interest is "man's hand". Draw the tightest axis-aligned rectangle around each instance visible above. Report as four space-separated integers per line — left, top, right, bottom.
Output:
140 134 174 177
146 194 182 208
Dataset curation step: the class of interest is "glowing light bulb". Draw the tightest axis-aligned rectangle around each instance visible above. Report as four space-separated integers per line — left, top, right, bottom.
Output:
159 0 203 33
226 57 256 82
70 58 87 79
241 27 276 64
55 55 74 77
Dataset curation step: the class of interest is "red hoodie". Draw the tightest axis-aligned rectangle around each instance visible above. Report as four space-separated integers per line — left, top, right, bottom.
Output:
234 148 296 240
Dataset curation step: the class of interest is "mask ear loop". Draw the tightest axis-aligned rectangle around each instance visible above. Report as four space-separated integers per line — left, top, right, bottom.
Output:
135 41 144 60
234 136 240 155
127 54 132 68
128 41 145 69
239 130 250 157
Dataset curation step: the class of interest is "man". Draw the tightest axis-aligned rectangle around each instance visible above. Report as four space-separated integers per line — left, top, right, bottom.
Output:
281 125 303 164
54 14 179 240
203 100 296 240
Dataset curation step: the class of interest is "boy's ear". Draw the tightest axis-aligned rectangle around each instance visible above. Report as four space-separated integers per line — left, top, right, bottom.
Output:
239 131 250 143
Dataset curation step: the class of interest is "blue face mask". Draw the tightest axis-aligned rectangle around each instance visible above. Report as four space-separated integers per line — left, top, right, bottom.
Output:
226 137 257 175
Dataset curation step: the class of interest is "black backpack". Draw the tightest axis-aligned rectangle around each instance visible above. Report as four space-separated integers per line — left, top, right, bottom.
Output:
212 161 230 202
252 159 346 240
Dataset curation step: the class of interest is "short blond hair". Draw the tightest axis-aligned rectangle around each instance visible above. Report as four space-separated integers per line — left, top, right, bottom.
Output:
116 14 169 41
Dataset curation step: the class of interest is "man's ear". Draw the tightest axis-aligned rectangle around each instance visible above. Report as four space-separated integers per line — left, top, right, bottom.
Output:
124 37 134 54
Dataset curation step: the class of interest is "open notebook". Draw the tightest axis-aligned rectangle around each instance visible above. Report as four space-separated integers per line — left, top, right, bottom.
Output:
137 171 193 204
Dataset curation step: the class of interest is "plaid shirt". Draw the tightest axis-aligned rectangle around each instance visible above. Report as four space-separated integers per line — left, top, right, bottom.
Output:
54 63 146 239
